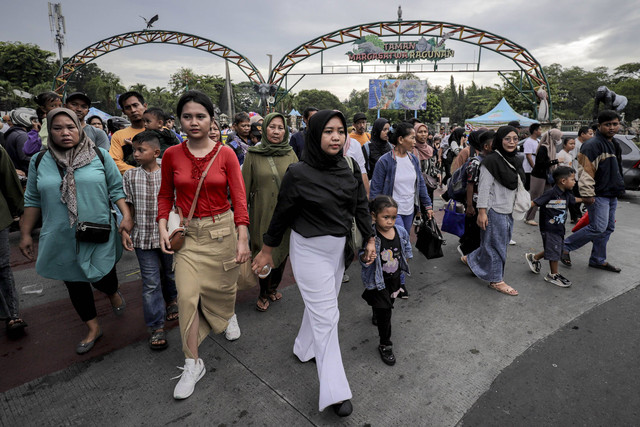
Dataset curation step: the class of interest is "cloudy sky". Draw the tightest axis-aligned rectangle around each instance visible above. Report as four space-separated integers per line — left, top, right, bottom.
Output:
3 0 638 100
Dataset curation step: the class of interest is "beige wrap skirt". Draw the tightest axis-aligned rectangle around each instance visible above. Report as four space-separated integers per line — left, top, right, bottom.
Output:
174 210 239 359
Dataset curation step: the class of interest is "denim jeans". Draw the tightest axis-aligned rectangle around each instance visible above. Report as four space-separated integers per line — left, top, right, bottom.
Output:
0 227 19 320
564 196 617 266
135 248 177 330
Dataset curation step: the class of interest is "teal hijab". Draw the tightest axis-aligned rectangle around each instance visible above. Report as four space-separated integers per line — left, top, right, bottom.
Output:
247 112 292 156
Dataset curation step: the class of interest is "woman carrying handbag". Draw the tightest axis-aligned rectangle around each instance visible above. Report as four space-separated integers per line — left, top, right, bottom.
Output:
157 91 250 400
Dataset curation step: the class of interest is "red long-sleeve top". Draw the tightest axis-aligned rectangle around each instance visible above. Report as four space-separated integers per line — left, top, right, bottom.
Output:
157 143 249 227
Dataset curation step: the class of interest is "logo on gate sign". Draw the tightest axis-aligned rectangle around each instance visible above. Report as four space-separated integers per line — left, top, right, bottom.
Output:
346 35 455 63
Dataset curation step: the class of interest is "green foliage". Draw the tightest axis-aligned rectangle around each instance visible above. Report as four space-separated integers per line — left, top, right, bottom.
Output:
0 42 57 91
419 93 442 125
294 89 344 112
342 89 369 123
84 72 126 115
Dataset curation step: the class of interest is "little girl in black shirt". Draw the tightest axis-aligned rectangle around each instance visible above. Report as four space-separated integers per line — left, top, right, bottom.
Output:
360 195 413 366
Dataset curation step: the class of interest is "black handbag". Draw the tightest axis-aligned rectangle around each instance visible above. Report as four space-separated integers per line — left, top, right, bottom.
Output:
415 217 445 259
76 221 111 243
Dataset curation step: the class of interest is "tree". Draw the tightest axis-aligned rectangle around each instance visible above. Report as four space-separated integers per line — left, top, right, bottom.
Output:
418 93 442 125
342 89 369 123
294 89 344 112
84 72 126 115
0 42 57 91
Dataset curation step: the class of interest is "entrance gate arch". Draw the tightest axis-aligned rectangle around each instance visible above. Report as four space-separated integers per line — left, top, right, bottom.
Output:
269 20 552 117
52 30 264 96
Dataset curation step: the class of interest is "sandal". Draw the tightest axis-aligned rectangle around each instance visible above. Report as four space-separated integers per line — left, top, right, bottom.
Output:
149 329 168 351
267 291 282 302
489 281 518 296
589 263 621 273
560 251 572 267
165 302 179 321
7 318 28 331
256 296 270 312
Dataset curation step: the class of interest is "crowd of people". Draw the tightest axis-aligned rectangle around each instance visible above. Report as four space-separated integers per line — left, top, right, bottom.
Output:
0 87 627 417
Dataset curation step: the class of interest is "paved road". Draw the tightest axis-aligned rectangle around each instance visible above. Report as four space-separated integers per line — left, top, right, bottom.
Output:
1 191 638 426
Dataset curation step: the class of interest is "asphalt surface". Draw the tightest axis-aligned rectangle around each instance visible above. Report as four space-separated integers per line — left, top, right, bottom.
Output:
1 190 639 426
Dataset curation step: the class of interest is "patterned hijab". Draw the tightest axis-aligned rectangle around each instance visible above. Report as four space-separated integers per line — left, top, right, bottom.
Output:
247 112 292 156
413 122 433 160
46 107 97 226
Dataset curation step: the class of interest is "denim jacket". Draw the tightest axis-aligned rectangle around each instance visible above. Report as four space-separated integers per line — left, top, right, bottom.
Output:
360 224 412 290
369 150 433 210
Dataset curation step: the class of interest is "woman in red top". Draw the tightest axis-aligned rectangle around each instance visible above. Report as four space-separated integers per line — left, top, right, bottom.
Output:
157 91 250 400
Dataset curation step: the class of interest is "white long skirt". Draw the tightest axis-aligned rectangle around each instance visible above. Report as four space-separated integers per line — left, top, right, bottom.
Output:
290 230 352 411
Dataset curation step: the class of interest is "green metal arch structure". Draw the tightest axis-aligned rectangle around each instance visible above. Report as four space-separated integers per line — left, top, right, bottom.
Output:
269 20 552 118
52 30 264 95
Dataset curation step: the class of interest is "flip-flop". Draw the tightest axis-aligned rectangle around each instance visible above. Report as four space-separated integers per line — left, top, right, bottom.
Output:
256 297 270 312
489 281 518 296
267 291 282 302
589 263 621 273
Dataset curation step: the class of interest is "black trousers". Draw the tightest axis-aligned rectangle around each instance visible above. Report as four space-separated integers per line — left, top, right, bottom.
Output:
258 257 288 298
64 267 118 322
373 307 393 346
459 213 481 255
524 173 532 191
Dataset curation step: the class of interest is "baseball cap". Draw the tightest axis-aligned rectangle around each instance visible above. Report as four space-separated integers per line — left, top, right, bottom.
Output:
66 92 92 107
353 112 367 123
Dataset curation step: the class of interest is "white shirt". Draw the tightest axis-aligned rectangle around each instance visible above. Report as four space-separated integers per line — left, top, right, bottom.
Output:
522 137 539 173
346 138 367 173
570 139 583 173
556 150 573 167
393 155 417 215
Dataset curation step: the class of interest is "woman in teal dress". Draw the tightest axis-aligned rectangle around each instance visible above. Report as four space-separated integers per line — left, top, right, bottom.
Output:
19 108 133 354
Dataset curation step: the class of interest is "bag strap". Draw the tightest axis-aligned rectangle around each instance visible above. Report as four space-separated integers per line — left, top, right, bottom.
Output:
182 144 223 228
266 156 281 189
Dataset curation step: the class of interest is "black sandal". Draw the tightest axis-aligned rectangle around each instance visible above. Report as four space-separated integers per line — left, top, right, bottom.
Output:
149 329 168 351
560 251 572 267
165 302 179 321
589 263 621 273
7 318 28 331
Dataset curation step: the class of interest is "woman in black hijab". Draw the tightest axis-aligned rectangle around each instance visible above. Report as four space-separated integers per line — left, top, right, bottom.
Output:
461 126 524 296
252 110 375 417
363 117 390 179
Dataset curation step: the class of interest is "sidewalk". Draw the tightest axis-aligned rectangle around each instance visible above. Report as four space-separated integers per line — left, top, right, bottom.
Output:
2 192 639 425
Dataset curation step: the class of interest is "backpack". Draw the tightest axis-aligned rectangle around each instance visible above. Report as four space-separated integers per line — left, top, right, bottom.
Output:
447 156 478 203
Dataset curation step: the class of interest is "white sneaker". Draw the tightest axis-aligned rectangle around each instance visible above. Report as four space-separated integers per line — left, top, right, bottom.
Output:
224 314 241 341
509 239 516 245
173 358 206 399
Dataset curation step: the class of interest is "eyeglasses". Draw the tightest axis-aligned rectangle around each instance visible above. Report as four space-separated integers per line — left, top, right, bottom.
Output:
503 137 519 142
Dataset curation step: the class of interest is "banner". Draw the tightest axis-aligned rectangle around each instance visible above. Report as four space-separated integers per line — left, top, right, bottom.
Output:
368 79 428 110
347 35 455 64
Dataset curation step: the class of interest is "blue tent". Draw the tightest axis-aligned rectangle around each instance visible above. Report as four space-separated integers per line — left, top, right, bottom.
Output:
465 98 538 130
86 107 112 122
288 109 301 117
